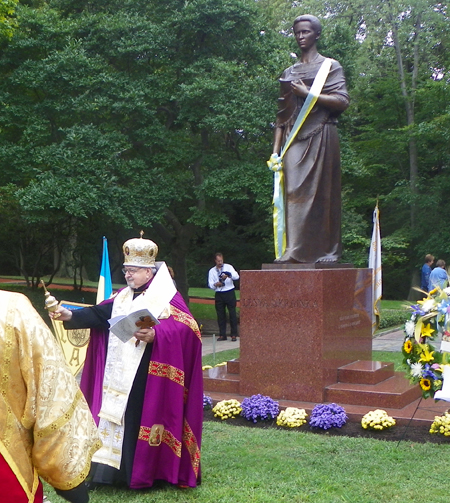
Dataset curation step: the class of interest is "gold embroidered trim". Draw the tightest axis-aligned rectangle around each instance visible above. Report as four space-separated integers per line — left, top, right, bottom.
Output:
183 419 201 478
41 439 103 491
170 306 201 341
162 429 182 457
31 470 40 503
2 294 17 448
138 426 182 458
35 390 84 439
0 438 33 500
148 362 185 387
138 425 150 441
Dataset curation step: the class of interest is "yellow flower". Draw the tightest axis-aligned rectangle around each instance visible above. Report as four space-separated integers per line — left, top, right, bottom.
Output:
420 378 431 391
429 288 438 295
431 412 450 435
418 345 434 363
403 340 413 354
421 323 435 338
212 399 242 420
276 407 307 428
361 410 395 430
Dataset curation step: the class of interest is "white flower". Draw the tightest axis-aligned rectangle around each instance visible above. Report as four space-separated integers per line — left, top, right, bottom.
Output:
410 362 423 378
405 320 415 337
421 299 436 313
443 287 450 297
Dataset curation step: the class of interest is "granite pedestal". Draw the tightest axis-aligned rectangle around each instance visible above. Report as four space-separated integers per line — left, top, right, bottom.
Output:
239 267 373 402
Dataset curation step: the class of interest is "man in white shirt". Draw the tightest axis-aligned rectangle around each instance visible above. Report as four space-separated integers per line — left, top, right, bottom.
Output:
208 253 239 341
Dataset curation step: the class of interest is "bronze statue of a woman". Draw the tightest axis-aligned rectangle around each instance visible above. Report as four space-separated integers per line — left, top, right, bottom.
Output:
271 15 349 263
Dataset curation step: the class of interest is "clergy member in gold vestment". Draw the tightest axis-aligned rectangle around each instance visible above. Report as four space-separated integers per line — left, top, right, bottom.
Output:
0 290 102 503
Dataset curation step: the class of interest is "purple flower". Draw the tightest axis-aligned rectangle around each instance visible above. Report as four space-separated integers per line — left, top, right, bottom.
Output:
423 364 439 381
203 394 213 410
241 394 279 423
309 403 348 430
410 305 426 317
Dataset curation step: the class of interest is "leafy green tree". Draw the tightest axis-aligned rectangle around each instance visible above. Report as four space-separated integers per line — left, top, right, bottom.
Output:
277 0 450 297
0 0 18 39
3 0 449 300
349 0 450 296
0 0 283 298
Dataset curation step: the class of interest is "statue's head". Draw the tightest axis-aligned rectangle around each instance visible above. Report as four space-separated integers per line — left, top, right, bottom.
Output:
293 15 322 36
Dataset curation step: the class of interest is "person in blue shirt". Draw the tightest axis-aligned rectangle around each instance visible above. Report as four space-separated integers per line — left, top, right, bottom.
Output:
429 259 448 291
421 254 434 292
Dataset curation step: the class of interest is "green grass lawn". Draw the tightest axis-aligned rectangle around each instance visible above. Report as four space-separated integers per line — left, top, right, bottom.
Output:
189 287 240 300
43 420 450 503
203 348 240 367
372 350 404 371
380 300 408 309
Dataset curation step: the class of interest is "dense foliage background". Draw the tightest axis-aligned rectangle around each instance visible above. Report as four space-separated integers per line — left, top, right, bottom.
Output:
0 0 449 300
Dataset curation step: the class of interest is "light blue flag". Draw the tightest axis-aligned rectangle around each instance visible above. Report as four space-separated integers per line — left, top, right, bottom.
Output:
96 236 113 304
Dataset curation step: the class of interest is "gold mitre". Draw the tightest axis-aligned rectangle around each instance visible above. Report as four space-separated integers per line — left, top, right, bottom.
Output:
123 231 158 268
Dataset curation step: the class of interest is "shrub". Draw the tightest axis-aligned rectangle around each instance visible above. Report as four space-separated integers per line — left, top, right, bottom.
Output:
378 309 409 330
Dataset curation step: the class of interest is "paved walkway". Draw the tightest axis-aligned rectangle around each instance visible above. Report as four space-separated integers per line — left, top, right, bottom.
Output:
201 325 406 357
372 328 404 352
202 335 240 356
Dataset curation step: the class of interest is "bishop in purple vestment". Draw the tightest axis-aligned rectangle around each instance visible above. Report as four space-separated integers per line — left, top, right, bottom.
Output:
51 235 203 489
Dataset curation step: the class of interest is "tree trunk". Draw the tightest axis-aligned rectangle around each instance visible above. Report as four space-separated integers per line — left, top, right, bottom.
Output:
154 211 197 305
391 9 421 229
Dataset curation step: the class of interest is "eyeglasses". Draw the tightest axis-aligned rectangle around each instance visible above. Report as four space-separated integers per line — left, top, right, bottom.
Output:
122 267 143 275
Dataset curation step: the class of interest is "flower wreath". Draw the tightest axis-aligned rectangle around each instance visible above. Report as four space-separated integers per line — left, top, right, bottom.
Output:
403 287 450 398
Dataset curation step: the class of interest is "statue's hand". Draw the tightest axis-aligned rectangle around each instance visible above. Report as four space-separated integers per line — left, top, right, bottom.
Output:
291 79 309 98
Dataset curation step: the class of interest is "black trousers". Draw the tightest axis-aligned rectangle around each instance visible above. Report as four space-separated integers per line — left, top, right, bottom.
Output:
215 289 238 338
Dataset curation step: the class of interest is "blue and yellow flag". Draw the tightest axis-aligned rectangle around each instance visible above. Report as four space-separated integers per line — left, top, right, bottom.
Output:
96 236 113 304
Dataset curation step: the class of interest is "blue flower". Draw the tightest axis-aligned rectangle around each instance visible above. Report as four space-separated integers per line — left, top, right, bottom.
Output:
203 394 213 410
410 304 426 317
437 299 450 315
309 403 348 430
423 364 438 381
241 394 279 423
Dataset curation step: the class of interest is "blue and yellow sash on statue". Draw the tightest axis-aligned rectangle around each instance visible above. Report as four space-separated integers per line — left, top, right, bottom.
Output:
267 58 332 259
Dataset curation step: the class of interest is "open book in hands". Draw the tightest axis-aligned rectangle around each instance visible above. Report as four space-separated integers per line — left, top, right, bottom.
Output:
108 308 160 343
